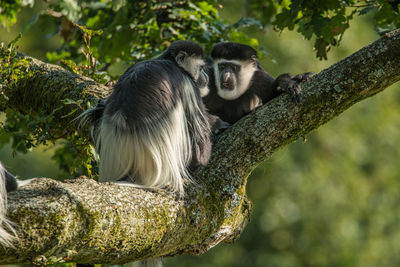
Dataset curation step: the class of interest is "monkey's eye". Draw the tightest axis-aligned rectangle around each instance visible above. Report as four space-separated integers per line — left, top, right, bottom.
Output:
233 64 240 72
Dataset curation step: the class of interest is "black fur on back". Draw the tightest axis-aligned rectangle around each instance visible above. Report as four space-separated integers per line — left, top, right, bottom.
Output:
105 60 191 127
211 42 258 61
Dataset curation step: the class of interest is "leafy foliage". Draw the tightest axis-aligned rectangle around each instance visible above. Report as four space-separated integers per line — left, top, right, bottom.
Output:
0 34 31 101
245 0 400 59
0 42 93 176
0 0 34 27
16 0 258 77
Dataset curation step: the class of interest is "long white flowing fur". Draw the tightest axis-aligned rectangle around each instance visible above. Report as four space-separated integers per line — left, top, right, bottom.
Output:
0 162 17 247
97 76 209 196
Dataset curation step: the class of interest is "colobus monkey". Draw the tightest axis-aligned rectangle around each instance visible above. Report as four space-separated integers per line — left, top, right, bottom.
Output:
82 40 216 196
203 42 312 124
0 162 20 247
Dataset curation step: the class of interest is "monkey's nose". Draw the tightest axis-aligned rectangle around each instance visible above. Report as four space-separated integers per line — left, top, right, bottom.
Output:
222 72 231 82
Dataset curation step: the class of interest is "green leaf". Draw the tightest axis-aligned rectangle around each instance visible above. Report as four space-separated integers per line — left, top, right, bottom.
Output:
7 33 22 50
112 0 127 11
58 0 82 22
232 17 262 29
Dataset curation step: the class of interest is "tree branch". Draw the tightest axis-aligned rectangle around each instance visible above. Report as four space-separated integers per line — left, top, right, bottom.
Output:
0 29 399 264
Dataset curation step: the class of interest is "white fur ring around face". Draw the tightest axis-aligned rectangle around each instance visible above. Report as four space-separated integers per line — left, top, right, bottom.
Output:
214 59 257 100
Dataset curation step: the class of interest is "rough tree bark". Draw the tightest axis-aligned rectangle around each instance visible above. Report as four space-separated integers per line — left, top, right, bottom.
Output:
0 29 399 264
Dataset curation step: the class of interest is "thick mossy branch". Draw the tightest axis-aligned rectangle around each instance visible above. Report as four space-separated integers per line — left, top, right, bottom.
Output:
0 29 399 264
1 178 248 264
0 52 111 137
3 53 111 110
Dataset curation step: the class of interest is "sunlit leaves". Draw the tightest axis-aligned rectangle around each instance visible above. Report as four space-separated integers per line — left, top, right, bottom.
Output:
0 34 31 103
247 0 400 59
0 0 34 28
374 0 400 32
58 0 82 22
273 0 354 59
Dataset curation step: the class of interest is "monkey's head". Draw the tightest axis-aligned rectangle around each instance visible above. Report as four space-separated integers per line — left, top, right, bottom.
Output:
161 40 209 97
211 42 259 100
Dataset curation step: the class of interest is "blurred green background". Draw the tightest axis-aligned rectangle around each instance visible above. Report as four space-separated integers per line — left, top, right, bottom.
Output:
1 1 400 267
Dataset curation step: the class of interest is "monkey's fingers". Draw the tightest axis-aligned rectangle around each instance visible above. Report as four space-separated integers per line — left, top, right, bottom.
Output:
293 72 313 83
214 119 231 134
277 79 302 103
287 82 302 103
219 120 231 131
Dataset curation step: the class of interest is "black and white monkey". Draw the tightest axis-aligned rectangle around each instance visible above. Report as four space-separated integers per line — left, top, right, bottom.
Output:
82 40 219 196
203 42 312 124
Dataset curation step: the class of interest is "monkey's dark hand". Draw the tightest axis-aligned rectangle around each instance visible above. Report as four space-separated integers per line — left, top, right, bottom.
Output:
293 72 313 83
208 114 230 143
214 119 231 134
208 114 230 134
275 74 302 103
275 72 313 103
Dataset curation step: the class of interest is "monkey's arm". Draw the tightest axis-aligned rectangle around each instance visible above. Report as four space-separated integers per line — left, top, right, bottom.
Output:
252 70 282 103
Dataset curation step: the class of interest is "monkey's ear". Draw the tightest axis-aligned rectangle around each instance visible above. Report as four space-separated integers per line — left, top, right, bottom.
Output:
175 51 188 65
250 55 258 67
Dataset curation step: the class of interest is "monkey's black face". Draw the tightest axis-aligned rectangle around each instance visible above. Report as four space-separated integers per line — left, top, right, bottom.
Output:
213 59 257 100
218 62 239 91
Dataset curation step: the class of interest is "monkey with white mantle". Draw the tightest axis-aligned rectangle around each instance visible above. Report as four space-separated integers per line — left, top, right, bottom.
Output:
203 42 312 124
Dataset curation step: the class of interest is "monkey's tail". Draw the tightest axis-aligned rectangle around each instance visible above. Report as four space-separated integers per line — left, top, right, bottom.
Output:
0 162 17 248
97 99 192 196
